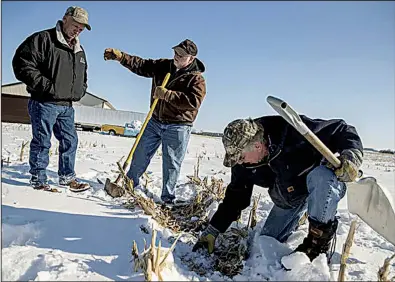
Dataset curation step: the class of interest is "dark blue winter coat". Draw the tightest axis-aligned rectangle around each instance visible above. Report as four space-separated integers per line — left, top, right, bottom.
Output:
210 115 363 233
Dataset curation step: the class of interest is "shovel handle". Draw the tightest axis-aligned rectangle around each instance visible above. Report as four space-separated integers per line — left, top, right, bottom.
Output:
303 131 342 168
114 73 171 184
266 95 342 168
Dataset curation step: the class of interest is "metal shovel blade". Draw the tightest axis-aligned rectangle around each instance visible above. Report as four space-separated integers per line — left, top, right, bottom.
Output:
347 176 395 245
104 178 125 198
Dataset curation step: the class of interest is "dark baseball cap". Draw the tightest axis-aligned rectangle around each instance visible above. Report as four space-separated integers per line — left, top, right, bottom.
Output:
172 39 198 56
65 6 91 31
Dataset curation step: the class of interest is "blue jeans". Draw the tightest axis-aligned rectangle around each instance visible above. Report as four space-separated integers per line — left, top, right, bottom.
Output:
28 99 78 185
127 117 192 201
261 165 347 242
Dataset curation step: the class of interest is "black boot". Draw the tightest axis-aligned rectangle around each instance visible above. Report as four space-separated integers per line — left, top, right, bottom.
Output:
294 217 338 262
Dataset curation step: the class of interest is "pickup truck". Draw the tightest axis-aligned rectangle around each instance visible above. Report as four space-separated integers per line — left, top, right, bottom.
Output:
101 122 140 137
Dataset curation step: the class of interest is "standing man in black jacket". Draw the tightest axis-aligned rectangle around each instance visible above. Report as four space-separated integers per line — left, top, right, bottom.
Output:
193 115 363 262
12 6 92 192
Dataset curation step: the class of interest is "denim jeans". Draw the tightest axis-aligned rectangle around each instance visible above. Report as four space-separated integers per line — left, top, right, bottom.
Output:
261 165 347 242
126 117 192 201
27 99 78 185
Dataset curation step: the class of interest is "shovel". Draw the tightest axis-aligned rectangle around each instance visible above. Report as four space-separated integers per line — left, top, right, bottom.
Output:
267 95 395 245
103 73 171 197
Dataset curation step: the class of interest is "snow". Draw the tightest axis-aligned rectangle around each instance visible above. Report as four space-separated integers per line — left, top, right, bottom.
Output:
2 122 395 281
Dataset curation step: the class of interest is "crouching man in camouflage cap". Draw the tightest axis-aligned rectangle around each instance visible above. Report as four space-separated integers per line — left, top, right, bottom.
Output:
193 115 363 262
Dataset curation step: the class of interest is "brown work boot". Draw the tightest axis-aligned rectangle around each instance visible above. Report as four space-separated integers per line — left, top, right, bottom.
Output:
294 217 338 262
32 183 61 193
61 179 90 192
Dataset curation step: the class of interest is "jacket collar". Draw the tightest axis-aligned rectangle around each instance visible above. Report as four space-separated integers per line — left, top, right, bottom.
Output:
242 124 289 169
56 21 82 53
171 57 205 75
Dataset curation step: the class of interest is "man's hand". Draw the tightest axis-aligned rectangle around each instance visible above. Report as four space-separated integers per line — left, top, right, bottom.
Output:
104 48 123 61
192 234 216 254
153 86 173 101
327 149 363 182
192 224 220 254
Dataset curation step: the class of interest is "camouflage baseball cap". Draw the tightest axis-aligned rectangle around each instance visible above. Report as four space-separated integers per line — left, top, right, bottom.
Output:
222 118 263 167
65 6 91 31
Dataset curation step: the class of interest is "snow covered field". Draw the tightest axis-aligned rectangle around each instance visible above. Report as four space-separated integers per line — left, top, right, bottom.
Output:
2 122 394 281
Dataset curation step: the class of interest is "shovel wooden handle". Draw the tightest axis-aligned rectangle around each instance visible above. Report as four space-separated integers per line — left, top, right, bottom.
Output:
266 96 342 168
114 73 171 184
303 131 342 168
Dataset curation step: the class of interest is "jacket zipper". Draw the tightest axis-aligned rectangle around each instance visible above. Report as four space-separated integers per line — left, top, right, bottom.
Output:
71 53 76 99
246 149 293 208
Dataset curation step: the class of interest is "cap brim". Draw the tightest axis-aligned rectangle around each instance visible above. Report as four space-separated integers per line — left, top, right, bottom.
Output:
172 46 188 56
73 17 91 30
223 152 241 168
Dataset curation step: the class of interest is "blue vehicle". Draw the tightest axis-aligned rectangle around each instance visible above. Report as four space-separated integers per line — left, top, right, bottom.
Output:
101 122 140 137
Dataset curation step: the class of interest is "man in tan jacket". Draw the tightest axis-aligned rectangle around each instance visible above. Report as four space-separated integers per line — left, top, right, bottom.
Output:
104 39 206 204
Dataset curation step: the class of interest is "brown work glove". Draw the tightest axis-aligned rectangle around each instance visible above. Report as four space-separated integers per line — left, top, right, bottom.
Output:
153 86 174 102
326 149 363 182
104 48 123 61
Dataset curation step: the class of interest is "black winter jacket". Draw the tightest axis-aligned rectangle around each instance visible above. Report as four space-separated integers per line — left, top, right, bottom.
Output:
210 115 363 233
12 21 88 105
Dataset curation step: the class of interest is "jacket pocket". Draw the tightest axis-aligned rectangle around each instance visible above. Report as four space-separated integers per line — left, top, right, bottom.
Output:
269 185 293 210
48 82 56 97
71 53 87 101
71 82 86 102
270 178 308 209
52 80 71 100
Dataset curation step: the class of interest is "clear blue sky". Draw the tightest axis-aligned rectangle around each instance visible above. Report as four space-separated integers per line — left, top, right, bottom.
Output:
2 1 394 150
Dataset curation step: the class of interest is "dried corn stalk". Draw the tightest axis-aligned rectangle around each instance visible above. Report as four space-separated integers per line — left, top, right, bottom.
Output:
182 225 251 278
215 227 249 277
378 254 395 282
170 175 226 234
123 164 255 278
20 141 29 161
123 167 227 235
132 229 182 281
338 220 357 281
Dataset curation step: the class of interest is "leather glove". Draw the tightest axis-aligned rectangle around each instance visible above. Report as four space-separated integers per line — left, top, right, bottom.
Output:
327 149 363 182
192 224 220 254
104 48 123 61
153 86 174 102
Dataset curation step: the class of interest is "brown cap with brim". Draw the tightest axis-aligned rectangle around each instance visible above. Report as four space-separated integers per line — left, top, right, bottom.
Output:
172 39 198 56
